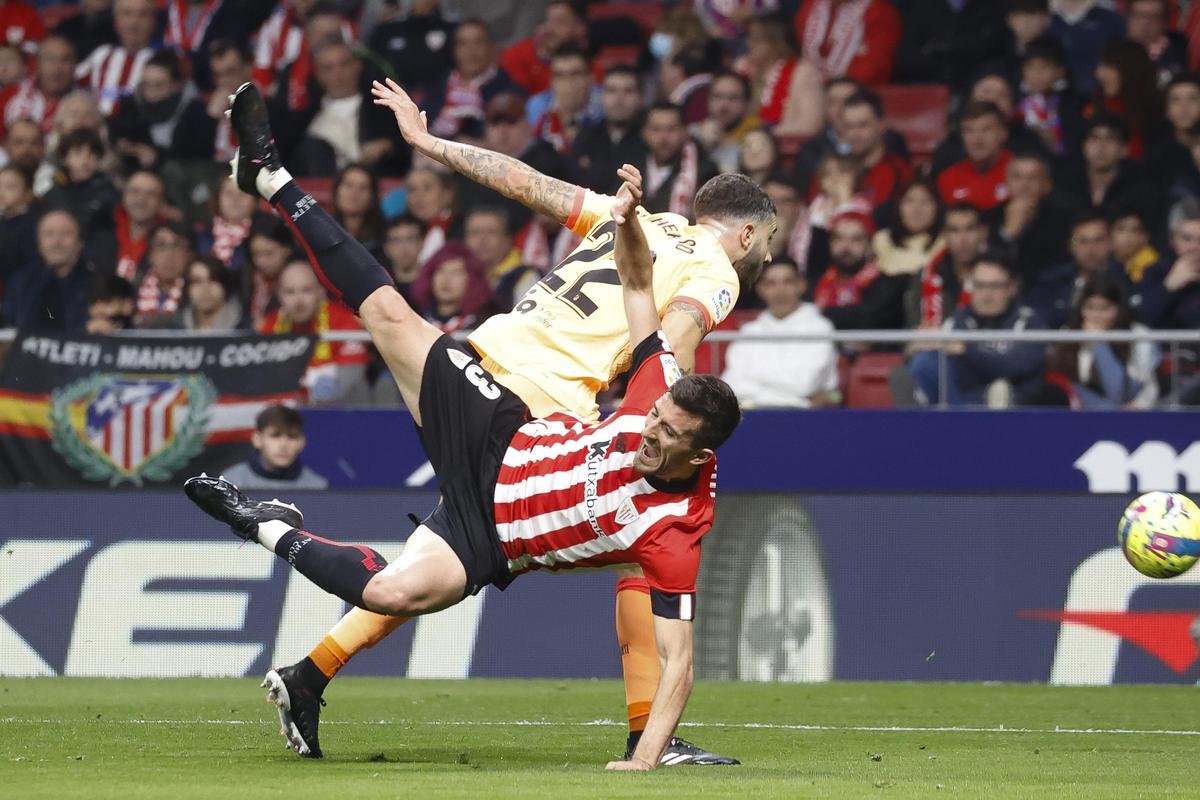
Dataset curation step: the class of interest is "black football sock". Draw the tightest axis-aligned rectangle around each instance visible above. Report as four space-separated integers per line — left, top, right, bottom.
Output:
273 527 388 609
271 181 393 312
626 730 642 755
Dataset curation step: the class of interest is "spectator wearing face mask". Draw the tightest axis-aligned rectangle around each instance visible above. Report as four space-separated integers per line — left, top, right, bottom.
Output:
109 48 216 172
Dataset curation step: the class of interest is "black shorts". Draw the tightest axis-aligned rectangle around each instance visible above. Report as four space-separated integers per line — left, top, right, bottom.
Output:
416 335 528 596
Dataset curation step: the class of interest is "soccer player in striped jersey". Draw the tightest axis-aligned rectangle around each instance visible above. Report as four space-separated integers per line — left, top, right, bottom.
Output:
187 86 743 769
215 80 775 764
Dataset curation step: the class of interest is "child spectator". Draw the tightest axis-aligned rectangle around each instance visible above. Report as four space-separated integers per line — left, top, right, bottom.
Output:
221 405 329 491
1017 34 1084 157
410 242 493 334
1110 205 1160 284
261 260 368 406
1046 271 1160 409
722 259 840 409
85 274 135 334
180 255 247 332
42 128 119 263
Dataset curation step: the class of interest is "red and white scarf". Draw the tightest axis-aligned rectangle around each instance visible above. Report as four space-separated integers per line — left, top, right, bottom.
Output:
166 0 223 53
252 3 303 90
813 260 881 309
211 215 250 265
4 78 58 135
802 0 870 79
136 272 185 317
669 141 699 218
114 205 155 282
430 67 497 137
669 72 712 106
758 57 797 126
532 108 569 154
77 44 154 116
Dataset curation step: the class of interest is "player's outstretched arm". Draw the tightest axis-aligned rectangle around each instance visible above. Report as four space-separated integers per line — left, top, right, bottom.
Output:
607 615 695 771
371 78 579 225
612 164 660 347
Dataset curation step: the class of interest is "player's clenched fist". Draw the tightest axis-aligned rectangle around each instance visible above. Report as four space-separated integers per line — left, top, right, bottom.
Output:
371 78 428 146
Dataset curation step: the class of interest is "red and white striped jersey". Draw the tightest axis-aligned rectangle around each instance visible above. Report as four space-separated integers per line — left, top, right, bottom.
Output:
494 332 716 620
252 2 355 93
75 44 155 117
0 78 59 138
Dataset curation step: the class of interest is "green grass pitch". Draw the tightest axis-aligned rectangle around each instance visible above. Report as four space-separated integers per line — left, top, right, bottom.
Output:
2 679 1198 798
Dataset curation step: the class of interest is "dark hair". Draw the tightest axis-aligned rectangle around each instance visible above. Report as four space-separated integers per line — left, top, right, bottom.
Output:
187 254 236 296
759 257 801 278
670 40 723 78
1166 71 1200 97
1071 211 1109 234
890 178 944 241
150 220 194 250
37 33 75 59
972 248 1017 279
693 173 777 223
668 374 742 451
57 127 104 161
1085 110 1129 141
959 99 1006 126
762 170 800 194
249 213 293 248
145 48 185 84
826 75 863 94
88 274 134 305
1095 39 1163 139
386 212 426 236
0 162 32 193
712 70 752 101
1022 34 1066 70
843 89 884 119
456 18 492 40
1109 199 1149 230
465 204 513 234
332 163 384 245
1009 146 1053 173
547 0 587 24
1008 0 1049 13
645 100 686 125
945 202 983 223
551 43 589 67
208 37 251 63
604 64 638 82
256 404 305 434
1058 271 1135 370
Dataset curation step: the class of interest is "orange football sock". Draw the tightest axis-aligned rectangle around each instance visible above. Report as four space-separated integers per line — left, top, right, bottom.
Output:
615 582 658 734
307 606 409 680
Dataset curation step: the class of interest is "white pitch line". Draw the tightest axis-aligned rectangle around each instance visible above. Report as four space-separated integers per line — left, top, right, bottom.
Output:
3 717 1200 736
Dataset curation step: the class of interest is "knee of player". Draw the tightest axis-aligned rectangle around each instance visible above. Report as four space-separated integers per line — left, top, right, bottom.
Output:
360 288 417 328
363 574 434 616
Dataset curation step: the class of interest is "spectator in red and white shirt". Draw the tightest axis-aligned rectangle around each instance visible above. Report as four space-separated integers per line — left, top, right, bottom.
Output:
0 0 45 57
740 12 822 136
260 259 367 405
0 33 77 139
841 89 913 213
812 210 908 330
162 0 252 90
102 169 166 281
75 0 159 118
936 101 1012 211
500 0 588 96
252 0 318 94
793 0 901 86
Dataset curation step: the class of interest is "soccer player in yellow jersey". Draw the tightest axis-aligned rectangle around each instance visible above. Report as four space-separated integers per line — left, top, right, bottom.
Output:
270 78 778 764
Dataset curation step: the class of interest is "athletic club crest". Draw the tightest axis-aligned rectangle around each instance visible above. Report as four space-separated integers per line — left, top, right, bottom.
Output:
48 373 216 486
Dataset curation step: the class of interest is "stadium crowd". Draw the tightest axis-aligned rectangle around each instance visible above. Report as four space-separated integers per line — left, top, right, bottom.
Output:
0 0 1199 408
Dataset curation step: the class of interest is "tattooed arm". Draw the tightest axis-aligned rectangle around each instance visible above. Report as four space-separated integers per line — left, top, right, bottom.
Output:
371 78 578 225
661 301 708 374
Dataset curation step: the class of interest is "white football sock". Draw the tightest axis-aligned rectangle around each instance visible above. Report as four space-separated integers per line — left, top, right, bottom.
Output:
257 519 293 553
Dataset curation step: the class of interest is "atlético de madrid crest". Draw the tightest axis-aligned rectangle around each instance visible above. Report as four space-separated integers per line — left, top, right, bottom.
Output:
48 373 216 486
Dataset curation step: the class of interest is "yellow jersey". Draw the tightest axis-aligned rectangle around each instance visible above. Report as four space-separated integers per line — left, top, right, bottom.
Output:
469 189 740 421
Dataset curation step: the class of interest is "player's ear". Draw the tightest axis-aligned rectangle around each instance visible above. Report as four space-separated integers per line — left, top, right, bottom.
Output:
739 222 754 252
689 448 714 467
251 430 263 450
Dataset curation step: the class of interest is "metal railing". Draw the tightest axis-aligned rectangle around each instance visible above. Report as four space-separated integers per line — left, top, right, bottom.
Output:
1 326 1197 409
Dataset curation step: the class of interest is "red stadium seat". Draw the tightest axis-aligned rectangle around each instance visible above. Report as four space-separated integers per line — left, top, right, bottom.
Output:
844 352 905 408
295 176 332 206
877 85 950 163
595 45 640 72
